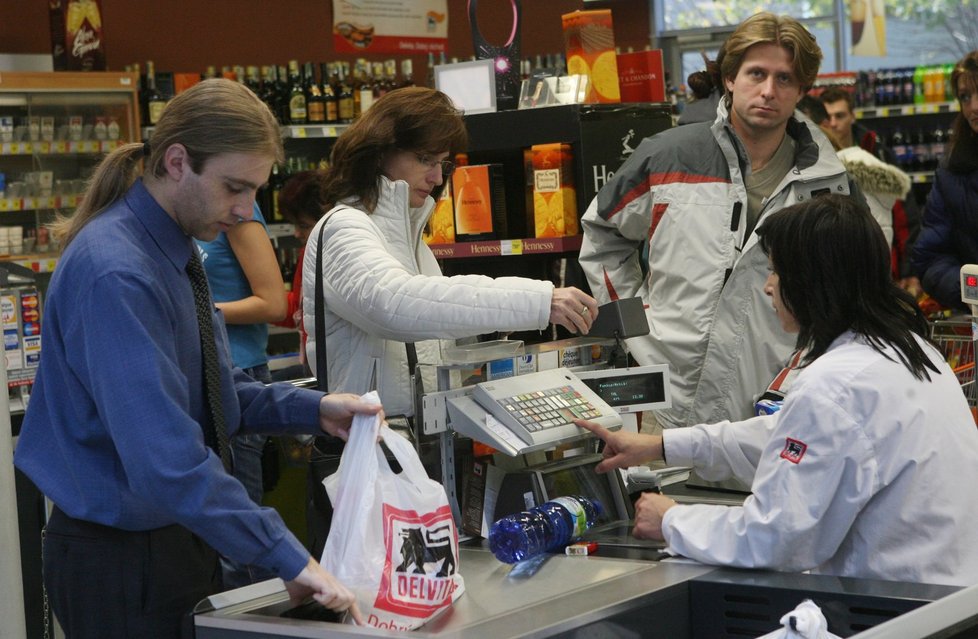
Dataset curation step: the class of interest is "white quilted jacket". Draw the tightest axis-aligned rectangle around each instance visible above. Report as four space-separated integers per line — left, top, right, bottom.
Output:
302 176 553 416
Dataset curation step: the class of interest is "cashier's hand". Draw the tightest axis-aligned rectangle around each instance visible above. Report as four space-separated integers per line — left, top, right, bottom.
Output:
286 557 364 625
576 420 664 473
550 287 599 335
318 393 384 441
632 492 677 541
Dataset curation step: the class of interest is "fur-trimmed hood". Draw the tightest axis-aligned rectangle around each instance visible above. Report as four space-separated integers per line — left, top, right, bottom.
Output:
836 146 911 199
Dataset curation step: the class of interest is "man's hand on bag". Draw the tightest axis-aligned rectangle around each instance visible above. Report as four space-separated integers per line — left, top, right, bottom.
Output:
550 287 599 334
319 393 384 440
286 557 364 625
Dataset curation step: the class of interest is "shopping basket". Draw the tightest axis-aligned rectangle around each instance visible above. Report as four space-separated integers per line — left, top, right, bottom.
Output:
929 317 977 423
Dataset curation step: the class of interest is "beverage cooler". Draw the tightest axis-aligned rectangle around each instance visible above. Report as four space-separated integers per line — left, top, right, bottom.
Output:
0 71 140 639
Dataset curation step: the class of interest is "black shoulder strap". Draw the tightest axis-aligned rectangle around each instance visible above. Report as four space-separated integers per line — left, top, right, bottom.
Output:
312 207 418 395
314 213 333 393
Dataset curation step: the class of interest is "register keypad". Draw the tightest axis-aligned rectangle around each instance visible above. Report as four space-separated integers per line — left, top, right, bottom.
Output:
500 385 601 431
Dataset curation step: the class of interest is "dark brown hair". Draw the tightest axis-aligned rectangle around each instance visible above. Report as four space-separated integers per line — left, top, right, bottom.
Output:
322 87 468 212
947 50 978 173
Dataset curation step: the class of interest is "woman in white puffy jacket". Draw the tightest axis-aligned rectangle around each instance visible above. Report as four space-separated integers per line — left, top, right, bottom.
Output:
301 87 598 418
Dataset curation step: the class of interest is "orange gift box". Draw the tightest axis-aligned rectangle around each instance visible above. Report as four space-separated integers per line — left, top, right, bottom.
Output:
562 9 621 104
532 143 579 238
452 164 507 240
423 177 455 245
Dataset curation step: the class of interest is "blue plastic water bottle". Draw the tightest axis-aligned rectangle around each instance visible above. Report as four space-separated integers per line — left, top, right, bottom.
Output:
488 495 602 564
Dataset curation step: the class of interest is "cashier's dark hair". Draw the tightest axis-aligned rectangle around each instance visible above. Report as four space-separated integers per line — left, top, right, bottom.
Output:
321 86 468 212
51 79 283 248
757 194 938 381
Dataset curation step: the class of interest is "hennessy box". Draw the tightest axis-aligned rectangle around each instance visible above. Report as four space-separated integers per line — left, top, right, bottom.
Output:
561 9 621 104
531 143 579 238
617 49 666 103
452 164 507 241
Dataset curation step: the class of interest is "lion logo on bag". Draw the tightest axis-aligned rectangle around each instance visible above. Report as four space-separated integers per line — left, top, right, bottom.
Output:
395 524 457 577
376 503 461 622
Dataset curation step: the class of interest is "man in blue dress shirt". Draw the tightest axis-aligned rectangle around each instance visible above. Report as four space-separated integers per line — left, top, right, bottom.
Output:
14 79 379 637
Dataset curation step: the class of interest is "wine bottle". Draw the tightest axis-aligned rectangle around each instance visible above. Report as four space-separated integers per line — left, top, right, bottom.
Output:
287 59 307 124
145 60 167 126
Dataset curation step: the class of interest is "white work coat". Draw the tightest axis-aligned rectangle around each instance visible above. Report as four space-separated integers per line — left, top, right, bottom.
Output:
662 331 978 587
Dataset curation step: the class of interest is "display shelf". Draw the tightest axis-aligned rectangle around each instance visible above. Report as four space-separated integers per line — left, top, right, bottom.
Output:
908 171 935 184
0 139 123 156
854 101 959 119
0 194 80 212
144 123 351 141
9 254 59 273
428 235 582 260
282 123 350 139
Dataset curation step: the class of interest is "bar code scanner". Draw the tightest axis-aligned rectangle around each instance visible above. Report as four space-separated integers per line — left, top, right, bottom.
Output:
586 297 650 364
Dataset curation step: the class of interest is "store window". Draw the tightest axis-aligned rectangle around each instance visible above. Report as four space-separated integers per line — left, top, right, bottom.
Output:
659 0 976 75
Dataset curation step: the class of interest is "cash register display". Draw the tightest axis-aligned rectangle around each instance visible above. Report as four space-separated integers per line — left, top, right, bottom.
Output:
576 365 670 414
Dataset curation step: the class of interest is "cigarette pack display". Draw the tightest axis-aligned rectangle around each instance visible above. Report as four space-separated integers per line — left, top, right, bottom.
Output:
532 143 578 238
562 10 620 104
452 164 507 241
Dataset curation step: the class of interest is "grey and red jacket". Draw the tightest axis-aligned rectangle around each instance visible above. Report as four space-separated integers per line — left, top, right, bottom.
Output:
579 100 858 429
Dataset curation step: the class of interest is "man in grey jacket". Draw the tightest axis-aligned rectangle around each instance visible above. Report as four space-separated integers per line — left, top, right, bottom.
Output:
579 12 863 431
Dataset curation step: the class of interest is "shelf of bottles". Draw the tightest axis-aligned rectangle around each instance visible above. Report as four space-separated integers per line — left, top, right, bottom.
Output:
854 101 959 120
428 235 583 260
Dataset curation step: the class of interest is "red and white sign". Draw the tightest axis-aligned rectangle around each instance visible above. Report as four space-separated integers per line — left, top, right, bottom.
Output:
333 0 448 54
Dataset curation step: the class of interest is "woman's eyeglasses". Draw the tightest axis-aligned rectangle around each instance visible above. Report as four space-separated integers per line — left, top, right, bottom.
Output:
414 152 454 175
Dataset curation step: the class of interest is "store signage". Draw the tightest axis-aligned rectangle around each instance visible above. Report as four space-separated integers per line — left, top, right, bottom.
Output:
332 0 448 54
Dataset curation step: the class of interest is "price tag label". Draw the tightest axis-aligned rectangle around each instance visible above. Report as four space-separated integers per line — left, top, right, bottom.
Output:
325 126 338 137
293 127 307 138
37 141 50 154
500 239 523 256
0 143 11 155
0 198 9 211
55 141 67 153
18 142 31 154
22 197 36 210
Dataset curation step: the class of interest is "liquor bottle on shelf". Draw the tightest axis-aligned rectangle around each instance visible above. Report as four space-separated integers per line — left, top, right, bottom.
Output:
357 59 374 115
305 62 326 124
287 59 307 125
381 59 397 95
373 61 388 99
145 60 167 126
338 63 355 124
132 62 147 125
244 65 261 94
400 58 415 88
321 62 339 124
426 52 436 88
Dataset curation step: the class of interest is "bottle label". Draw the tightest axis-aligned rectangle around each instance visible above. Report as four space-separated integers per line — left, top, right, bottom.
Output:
148 101 166 125
551 496 587 538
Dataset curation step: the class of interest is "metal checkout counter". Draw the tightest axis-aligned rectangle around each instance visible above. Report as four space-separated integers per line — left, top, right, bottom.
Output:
193 298 978 638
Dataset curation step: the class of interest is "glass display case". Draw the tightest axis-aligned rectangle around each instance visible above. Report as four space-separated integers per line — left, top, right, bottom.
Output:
0 71 139 273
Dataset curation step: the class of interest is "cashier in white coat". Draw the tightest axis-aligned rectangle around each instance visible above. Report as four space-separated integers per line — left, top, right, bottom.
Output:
580 194 978 587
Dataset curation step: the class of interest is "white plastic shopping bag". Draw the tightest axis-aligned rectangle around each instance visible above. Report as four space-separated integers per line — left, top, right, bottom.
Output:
755 599 843 639
323 392 464 630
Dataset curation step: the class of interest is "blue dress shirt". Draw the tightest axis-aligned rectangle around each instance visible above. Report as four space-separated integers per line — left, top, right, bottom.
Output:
15 179 324 580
